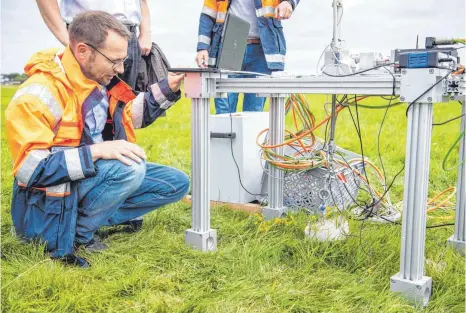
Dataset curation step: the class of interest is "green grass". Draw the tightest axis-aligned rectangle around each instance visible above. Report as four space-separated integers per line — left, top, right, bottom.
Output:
1 85 464 313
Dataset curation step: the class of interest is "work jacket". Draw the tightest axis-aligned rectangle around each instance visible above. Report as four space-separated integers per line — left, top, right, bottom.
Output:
5 47 181 257
197 0 300 70
136 42 171 92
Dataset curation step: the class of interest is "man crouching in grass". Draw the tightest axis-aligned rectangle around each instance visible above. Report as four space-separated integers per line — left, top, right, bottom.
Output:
5 11 189 267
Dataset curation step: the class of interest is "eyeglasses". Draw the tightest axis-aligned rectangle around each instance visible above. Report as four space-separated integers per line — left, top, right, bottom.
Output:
85 43 128 69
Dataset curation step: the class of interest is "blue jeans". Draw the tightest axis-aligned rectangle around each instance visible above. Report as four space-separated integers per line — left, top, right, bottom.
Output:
215 44 272 114
75 159 190 243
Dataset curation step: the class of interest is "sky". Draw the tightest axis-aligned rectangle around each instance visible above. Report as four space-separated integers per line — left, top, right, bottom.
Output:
1 0 465 74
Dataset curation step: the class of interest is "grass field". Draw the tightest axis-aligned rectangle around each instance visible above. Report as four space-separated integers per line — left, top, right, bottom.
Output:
1 85 464 313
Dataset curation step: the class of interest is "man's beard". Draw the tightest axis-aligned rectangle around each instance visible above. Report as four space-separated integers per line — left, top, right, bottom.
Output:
80 57 108 85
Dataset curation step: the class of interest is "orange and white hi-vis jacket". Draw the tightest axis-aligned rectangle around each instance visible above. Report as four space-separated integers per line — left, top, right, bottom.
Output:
5 47 181 257
197 0 300 70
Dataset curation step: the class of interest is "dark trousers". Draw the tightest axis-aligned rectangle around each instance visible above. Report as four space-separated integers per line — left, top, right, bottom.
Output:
120 30 141 90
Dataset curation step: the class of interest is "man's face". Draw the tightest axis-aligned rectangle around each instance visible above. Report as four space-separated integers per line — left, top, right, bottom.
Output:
78 30 128 86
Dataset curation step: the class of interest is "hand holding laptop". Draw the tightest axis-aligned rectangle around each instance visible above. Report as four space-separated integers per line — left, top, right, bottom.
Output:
196 50 209 68
169 14 250 74
168 72 185 92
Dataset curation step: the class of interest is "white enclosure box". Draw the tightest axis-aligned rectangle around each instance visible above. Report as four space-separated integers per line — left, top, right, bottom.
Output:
210 112 269 204
324 49 352 74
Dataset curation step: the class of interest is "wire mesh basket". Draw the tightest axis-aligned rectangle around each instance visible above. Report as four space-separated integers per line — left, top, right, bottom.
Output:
283 160 365 213
261 144 365 214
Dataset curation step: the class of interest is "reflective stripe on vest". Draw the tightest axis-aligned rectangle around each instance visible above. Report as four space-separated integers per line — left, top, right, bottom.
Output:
216 12 226 22
208 57 217 66
46 182 70 197
198 35 212 46
16 149 50 186
131 92 145 129
17 182 71 197
265 53 285 63
256 6 275 17
150 84 175 110
12 84 62 128
202 5 217 19
63 149 85 181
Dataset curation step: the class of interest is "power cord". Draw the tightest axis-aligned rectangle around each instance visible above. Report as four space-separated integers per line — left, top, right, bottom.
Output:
433 114 465 126
322 63 397 77
433 101 464 126
377 94 394 187
228 112 265 197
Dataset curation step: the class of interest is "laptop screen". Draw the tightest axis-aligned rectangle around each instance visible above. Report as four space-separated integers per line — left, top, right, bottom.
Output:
167 13 250 73
216 13 250 71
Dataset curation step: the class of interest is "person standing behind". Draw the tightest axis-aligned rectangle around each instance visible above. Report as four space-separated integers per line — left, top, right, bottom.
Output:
36 0 152 89
195 0 298 114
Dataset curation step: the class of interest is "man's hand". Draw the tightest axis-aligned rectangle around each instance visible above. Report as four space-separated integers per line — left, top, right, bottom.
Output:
138 32 152 56
168 72 184 92
195 50 209 68
275 1 293 20
90 140 147 165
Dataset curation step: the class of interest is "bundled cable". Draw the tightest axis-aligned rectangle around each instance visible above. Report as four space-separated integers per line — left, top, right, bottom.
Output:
257 94 401 220
258 94 457 221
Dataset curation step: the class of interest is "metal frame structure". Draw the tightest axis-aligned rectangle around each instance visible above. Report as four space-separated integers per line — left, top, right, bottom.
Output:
183 68 465 307
184 76 217 252
262 95 288 220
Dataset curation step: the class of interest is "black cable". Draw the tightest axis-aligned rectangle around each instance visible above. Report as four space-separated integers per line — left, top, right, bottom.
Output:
348 102 402 109
335 150 370 195
346 105 366 185
332 95 396 222
318 181 374 257
342 161 405 224
344 100 392 203
381 95 400 101
228 112 265 197
365 164 405 214
377 94 393 186
433 114 465 126
405 71 453 116
336 164 455 227
322 63 397 77
383 66 397 96
431 100 463 127
426 223 455 229
353 97 372 188
317 89 455 256
335 96 405 223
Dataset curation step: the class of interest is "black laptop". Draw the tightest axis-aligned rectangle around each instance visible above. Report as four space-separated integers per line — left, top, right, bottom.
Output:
168 13 250 73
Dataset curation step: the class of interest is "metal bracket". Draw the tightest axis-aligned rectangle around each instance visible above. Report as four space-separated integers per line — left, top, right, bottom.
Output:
399 68 450 103
184 72 226 99
390 275 432 308
185 229 217 252
262 207 287 220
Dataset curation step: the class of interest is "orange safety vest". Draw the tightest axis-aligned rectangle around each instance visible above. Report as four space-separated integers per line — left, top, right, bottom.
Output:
5 46 180 257
6 46 138 176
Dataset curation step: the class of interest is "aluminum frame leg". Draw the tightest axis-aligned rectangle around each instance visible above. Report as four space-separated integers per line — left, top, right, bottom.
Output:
185 98 217 251
263 96 288 220
448 104 466 254
390 103 433 307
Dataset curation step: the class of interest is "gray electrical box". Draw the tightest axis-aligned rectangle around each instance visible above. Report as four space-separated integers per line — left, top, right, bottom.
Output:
210 112 269 204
